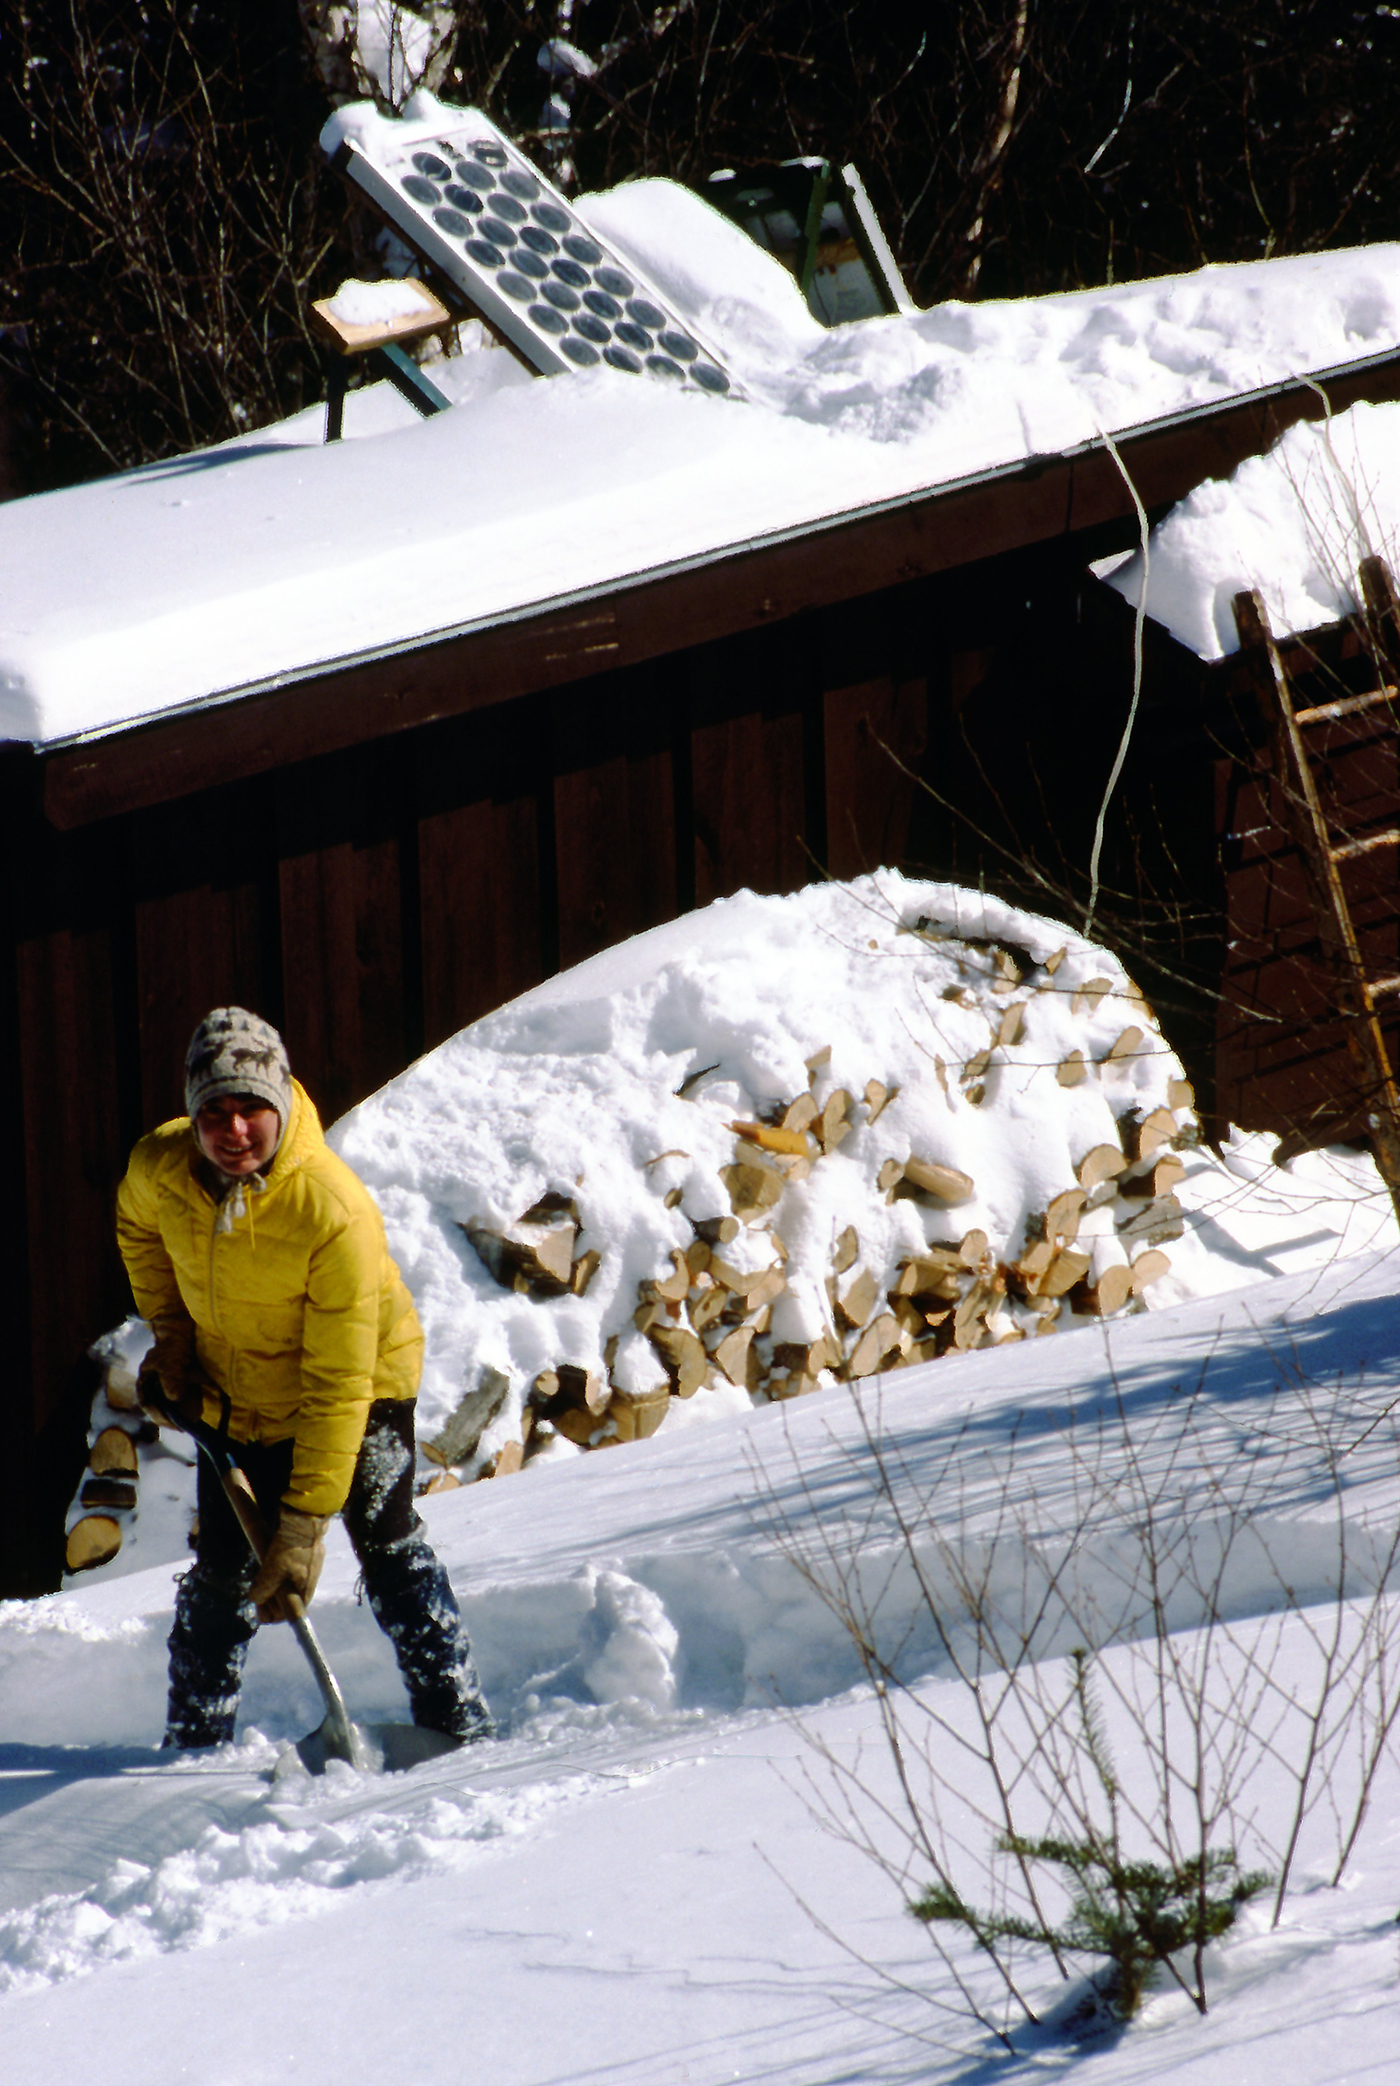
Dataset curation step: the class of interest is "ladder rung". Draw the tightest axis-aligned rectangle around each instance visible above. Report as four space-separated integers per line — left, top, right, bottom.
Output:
1294 686 1399 725
1329 827 1400 863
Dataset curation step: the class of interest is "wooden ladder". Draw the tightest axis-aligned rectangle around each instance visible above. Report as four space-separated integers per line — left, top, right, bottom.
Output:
1233 558 1400 1224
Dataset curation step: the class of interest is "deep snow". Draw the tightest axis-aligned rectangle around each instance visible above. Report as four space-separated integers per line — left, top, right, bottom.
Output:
4 1243 1400 2084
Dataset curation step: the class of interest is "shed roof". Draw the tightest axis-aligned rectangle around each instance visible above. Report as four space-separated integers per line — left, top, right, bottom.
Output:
5 166 1400 752
1106 396 1400 659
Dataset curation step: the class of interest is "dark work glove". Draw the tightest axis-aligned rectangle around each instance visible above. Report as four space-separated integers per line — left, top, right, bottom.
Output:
137 1348 204 1430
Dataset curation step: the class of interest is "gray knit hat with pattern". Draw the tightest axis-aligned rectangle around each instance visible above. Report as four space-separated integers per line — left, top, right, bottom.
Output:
184 1007 293 1126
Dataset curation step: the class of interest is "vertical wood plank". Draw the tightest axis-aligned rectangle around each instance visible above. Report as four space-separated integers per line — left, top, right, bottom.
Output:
131 788 273 1128
276 746 408 1123
552 666 677 970
689 629 810 905
823 676 929 879
416 698 548 1044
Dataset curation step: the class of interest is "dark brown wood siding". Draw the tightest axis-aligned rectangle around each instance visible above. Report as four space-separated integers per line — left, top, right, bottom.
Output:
2 577 935 1591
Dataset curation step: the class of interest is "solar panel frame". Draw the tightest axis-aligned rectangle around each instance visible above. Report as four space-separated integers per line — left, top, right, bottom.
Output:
328 112 743 402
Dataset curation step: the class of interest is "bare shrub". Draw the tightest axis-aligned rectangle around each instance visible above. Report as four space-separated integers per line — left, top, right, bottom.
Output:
753 1338 1400 2043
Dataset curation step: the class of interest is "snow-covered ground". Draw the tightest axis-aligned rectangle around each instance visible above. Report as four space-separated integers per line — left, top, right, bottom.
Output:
4 1242 1400 2083
13 869 1400 2082
5 90 1400 743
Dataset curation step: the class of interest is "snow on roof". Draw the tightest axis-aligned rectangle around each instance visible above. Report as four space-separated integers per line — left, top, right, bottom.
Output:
4 89 1400 747
1104 396 1400 659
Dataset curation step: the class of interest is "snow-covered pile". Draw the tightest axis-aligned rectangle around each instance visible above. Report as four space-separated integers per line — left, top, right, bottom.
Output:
5 88 1400 743
329 871 1389 1477
1106 396 1400 657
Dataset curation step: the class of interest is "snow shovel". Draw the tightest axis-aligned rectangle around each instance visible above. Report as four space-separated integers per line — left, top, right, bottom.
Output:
159 1399 459 1775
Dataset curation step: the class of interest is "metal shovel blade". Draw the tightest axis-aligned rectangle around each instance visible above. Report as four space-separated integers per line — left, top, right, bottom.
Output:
295 1716 463 1777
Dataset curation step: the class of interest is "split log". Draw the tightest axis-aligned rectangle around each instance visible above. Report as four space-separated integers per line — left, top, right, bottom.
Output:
996 1003 1025 1047
1045 947 1067 974
902 1156 976 1204
877 1158 905 1199
570 1249 601 1296
65 1516 122 1572
422 1469 461 1494
463 1210 575 1297
959 1229 989 1268
693 1214 740 1246
80 1476 137 1511
1168 1077 1194 1111
714 1324 756 1386
1136 1107 1178 1161
767 1371 819 1401
1045 1188 1087 1245
609 1385 671 1441
832 1224 860 1275
847 1313 902 1377
1056 1051 1087 1087
1094 1264 1134 1316
684 1237 712 1276
90 1427 139 1477
835 1266 878 1329
894 1252 963 1301
804 1045 832 1082
1037 1248 1093 1298
707 1255 784 1307
731 1119 810 1157
1015 1240 1057 1290
1077 1143 1126 1192
651 1252 691 1302
1130 1249 1171 1292
864 1080 895 1123
689 1284 728 1332
1073 977 1114 1016
647 1324 710 1397
1105 1027 1145 1063
819 1090 853 1152
550 1405 601 1446
424 1366 511 1466
487 1440 526 1477
720 1159 785 1220
783 1091 820 1133
1153 1154 1186 1196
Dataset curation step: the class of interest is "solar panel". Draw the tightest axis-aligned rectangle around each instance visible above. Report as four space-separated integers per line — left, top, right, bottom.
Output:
327 110 742 402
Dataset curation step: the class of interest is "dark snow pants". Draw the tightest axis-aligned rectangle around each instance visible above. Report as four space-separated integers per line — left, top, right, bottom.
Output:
166 1399 492 1750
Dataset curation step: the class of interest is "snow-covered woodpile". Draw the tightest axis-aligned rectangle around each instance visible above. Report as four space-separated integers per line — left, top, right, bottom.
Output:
331 874 1209 1488
423 1017 1195 1481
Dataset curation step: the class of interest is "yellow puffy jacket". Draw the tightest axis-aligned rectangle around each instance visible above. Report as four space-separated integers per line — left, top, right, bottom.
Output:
116 1079 422 1517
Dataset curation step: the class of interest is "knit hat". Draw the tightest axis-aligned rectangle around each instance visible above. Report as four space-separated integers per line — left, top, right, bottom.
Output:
184 1007 293 1128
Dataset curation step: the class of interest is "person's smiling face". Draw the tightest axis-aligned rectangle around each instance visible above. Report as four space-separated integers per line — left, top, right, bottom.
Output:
194 1093 280 1177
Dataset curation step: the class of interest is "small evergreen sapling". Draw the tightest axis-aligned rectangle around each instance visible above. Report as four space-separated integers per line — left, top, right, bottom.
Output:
907 1651 1273 2018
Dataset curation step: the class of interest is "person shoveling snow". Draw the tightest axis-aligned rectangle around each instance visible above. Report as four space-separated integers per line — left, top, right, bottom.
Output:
115 1006 493 1760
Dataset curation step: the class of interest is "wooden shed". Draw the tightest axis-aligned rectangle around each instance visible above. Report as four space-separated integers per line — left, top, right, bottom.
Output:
5 346 1400 1594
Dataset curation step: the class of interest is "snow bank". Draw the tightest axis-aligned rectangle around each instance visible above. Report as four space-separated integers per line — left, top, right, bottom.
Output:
1106 396 1400 656
4 91 1400 744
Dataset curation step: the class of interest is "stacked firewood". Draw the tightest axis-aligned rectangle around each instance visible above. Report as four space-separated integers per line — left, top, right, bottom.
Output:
424 1004 1197 1482
63 1358 152 1574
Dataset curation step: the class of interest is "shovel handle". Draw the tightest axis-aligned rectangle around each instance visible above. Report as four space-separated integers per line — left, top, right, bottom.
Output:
154 1394 359 1752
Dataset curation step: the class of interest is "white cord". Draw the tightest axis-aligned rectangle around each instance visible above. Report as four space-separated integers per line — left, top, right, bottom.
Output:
1086 424 1150 938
